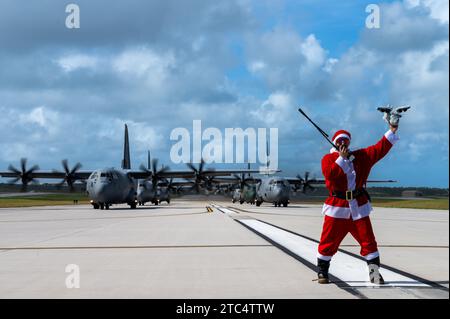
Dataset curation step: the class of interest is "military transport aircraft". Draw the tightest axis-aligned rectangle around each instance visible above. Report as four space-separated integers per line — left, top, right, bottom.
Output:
0 124 272 210
228 172 317 207
226 167 395 207
136 151 191 206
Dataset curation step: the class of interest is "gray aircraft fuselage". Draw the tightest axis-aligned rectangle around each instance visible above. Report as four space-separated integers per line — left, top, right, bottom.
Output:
86 168 137 208
255 176 290 207
232 176 291 207
136 179 172 205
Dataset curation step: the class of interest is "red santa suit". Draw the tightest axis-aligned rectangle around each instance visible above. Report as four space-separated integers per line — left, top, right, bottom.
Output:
317 129 399 262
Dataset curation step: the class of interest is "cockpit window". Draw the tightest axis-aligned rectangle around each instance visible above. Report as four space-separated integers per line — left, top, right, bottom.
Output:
100 172 114 178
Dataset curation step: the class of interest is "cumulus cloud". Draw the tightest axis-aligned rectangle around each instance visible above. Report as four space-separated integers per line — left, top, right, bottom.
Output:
250 92 295 127
97 119 164 153
360 2 448 54
406 0 449 23
0 0 447 186
57 54 98 72
113 48 175 77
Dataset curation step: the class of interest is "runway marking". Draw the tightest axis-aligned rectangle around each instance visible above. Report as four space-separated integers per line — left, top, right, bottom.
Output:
0 244 272 251
0 212 207 223
228 206 448 223
214 205 436 289
340 244 449 249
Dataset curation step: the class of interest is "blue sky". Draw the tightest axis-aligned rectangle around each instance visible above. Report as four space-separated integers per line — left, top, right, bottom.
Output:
0 0 448 187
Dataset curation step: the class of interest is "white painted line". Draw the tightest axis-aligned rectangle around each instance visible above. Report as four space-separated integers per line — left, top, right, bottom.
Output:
211 205 239 216
218 206 429 288
240 219 429 288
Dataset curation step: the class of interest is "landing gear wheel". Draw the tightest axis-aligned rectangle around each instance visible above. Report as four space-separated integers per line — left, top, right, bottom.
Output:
256 200 262 207
239 200 244 204
129 203 137 209
105 204 110 210
92 203 99 210
283 202 288 207
100 203 105 210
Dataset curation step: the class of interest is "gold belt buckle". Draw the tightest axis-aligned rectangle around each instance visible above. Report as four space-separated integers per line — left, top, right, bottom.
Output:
346 190 353 201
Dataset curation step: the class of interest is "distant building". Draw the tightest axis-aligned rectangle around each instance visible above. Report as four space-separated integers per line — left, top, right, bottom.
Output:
402 190 423 197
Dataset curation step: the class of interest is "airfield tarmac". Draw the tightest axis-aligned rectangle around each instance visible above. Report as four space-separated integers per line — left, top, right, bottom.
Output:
0 200 448 299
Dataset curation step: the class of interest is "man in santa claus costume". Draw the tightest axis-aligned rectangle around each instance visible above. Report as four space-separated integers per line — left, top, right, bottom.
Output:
317 124 399 284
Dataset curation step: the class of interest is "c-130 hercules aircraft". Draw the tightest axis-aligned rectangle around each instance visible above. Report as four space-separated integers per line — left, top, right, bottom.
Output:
0 124 269 210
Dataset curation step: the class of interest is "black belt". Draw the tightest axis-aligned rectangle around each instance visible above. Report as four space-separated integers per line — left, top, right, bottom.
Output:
331 188 371 201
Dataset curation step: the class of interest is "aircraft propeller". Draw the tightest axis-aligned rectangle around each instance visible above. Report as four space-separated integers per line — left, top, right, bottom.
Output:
296 172 316 194
232 173 254 191
140 158 169 191
7 158 40 192
185 158 214 193
162 178 181 194
53 159 82 191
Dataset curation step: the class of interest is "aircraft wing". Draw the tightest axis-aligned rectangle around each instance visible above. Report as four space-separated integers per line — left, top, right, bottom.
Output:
366 180 397 183
0 170 93 180
157 180 194 187
127 169 279 180
283 177 396 185
285 177 326 185
209 176 262 184
285 177 397 186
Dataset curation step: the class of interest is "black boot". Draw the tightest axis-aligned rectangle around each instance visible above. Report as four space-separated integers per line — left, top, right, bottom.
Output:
367 256 385 284
317 258 330 284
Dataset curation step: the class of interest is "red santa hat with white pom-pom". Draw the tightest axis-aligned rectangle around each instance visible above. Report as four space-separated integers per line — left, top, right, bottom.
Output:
332 130 351 145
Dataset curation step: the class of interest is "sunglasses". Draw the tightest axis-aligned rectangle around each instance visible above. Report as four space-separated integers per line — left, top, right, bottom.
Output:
336 137 350 146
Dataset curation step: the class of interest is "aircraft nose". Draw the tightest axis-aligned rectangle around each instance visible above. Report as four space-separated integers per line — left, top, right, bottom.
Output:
96 184 112 202
273 187 282 197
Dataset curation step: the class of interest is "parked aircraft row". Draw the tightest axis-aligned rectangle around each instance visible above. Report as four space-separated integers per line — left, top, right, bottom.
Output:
0 125 395 209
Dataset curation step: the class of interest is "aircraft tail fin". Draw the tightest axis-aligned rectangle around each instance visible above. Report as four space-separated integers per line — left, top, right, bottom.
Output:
122 124 131 170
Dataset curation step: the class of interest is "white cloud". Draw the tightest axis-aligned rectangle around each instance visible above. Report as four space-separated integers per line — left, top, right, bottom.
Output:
113 47 175 77
57 54 98 72
300 34 326 69
406 0 449 24
248 60 266 73
18 106 60 135
322 58 338 73
250 92 294 127
97 119 164 152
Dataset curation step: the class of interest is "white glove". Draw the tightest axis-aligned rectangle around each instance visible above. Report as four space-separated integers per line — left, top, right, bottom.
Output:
378 105 410 127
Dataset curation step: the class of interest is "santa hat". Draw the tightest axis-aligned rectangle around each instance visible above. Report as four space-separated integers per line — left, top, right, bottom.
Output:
332 130 351 144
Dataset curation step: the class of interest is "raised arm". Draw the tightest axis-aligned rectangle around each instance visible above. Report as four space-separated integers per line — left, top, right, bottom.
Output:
363 125 399 167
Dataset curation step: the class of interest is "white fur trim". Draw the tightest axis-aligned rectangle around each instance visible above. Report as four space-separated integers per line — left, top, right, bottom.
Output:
384 130 399 145
317 253 332 261
364 251 380 260
335 156 352 174
322 201 373 220
332 133 351 144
